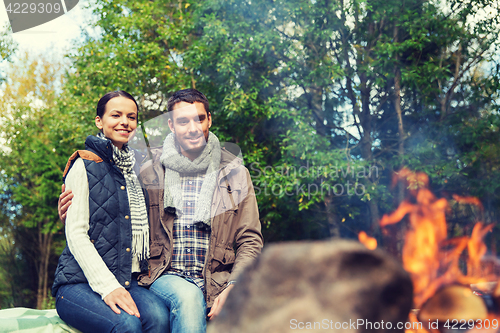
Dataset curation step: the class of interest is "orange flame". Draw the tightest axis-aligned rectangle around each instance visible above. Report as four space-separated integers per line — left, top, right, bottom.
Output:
453 194 484 210
358 231 377 250
380 169 495 311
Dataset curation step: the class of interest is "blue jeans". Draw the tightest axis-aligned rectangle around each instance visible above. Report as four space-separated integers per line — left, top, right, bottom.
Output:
56 280 169 333
149 274 206 333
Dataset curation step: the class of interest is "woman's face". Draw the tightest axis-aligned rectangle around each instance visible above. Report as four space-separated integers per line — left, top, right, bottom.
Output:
95 96 138 149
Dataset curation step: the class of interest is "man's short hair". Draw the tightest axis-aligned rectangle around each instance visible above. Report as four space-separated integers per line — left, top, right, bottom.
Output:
167 89 210 117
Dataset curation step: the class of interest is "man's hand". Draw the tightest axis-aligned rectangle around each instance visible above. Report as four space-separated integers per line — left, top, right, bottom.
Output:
58 184 73 224
103 288 140 318
207 284 234 320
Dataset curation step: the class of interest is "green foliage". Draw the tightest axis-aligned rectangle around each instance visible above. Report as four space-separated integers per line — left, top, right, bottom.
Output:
0 25 17 86
64 0 500 244
1 0 499 307
198 0 500 241
0 53 83 308
0 231 15 308
66 0 199 123
0 25 16 63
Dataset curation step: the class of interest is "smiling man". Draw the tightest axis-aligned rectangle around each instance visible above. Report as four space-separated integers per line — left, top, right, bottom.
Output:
168 99 212 160
135 89 263 333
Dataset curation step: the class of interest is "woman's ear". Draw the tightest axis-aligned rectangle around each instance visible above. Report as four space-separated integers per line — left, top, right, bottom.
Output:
95 116 103 130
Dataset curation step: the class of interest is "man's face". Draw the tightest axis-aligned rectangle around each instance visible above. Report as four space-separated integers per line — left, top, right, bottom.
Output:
168 101 212 160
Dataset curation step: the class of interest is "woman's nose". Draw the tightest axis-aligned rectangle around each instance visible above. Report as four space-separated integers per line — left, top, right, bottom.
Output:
120 116 129 126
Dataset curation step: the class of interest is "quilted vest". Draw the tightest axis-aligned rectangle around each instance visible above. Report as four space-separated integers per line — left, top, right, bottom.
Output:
52 135 146 297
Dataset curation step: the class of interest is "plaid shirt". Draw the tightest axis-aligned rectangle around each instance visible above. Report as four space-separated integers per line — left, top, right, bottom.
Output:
166 172 211 292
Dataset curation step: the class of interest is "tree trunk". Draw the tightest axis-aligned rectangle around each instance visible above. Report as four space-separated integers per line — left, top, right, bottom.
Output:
393 22 406 204
324 195 340 238
36 228 53 309
359 76 381 228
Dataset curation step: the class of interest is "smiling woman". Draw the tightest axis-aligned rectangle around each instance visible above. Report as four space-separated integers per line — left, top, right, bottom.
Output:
95 93 138 149
51 91 169 333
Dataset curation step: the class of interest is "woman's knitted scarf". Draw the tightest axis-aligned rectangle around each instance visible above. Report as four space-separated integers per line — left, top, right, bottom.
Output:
97 133 149 262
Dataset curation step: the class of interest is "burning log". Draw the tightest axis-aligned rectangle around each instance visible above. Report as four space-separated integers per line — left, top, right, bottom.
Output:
369 169 496 309
418 285 488 325
357 169 500 333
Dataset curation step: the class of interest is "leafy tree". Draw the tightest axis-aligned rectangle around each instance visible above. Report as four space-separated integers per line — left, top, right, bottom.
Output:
0 53 82 308
67 0 199 122
191 0 500 242
0 24 16 62
65 0 500 247
0 25 18 309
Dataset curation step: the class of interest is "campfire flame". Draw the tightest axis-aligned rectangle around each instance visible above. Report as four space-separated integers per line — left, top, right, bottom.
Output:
358 231 377 250
358 169 498 332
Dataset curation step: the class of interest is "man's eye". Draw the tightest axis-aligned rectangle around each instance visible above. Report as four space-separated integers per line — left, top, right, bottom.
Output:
129 116 136 120
112 114 120 118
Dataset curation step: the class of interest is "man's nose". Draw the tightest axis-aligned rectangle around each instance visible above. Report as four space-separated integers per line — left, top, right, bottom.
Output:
187 119 200 132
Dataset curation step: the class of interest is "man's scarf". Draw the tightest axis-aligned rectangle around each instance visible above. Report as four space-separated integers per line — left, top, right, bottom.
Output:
160 132 221 226
97 133 150 262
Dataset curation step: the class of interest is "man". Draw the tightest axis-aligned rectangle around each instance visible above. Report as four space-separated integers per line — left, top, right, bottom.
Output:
59 89 264 332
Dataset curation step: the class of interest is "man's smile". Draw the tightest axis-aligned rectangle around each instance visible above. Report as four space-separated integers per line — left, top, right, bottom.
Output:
186 136 203 143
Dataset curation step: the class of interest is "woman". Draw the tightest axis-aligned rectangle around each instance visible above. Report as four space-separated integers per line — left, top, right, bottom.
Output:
52 91 169 333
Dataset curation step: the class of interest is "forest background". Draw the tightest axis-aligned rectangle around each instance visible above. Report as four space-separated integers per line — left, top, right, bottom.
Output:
1 0 500 309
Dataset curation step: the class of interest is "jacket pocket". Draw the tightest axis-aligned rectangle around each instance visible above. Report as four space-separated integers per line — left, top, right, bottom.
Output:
150 242 163 258
145 242 169 281
211 270 230 289
212 245 236 272
140 161 162 206
148 242 168 268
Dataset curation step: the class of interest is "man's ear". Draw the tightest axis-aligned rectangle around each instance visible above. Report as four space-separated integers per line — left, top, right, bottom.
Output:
95 116 103 130
208 112 212 128
168 118 175 133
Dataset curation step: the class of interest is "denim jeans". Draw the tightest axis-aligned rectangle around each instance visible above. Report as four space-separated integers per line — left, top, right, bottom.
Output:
56 280 169 333
149 274 206 333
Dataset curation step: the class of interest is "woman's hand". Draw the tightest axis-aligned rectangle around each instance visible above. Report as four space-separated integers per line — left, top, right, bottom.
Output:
58 184 74 224
103 288 141 318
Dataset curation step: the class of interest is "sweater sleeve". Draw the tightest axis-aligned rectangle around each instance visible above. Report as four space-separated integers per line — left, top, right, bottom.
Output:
65 158 124 299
